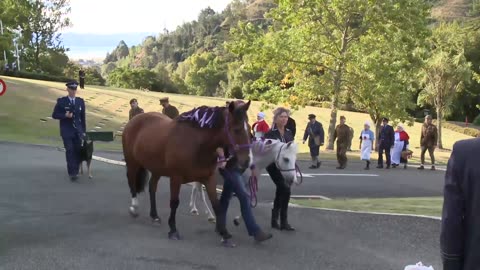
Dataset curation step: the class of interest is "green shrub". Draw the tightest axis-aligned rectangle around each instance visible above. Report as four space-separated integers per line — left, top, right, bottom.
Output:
1 70 70 82
473 114 480 126
436 121 479 137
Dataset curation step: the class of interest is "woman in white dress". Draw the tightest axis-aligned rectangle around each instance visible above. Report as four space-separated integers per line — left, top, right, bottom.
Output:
391 125 410 169
359 122 375 170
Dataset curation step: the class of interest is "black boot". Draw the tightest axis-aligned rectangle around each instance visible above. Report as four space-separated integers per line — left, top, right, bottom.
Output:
364 161 370 170
271 208 280 230
280 207 295 231
254 230 273 242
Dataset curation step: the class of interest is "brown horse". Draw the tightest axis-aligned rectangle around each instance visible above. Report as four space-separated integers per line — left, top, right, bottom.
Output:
122 100 253 240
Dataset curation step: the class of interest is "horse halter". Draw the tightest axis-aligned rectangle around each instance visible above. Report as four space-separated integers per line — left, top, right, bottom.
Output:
223 110 252 155
275 143 303 185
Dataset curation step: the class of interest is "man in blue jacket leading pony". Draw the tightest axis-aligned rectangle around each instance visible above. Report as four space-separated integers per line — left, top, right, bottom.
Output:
51 80 87 181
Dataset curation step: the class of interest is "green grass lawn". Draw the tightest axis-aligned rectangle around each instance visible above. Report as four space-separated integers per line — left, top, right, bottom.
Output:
291 197 443 217
0 76 474 162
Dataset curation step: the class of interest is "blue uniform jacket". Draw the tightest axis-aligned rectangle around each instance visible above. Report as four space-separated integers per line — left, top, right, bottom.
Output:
379 124 395 147
303 121 325 147
441 138 480 270
51 96 86 138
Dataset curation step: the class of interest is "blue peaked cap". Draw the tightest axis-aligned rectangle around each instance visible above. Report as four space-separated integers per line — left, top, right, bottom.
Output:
66 80 79 90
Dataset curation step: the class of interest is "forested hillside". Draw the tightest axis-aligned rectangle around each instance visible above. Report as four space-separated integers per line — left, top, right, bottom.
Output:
2 0 480 149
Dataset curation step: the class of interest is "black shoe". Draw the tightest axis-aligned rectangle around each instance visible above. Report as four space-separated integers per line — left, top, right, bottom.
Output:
70 175 78 181
386 165 390 169
418 165 424 170
280 209 295 231
376 165 383 169
271 208 280 230
404 164 407 169
309 165 316 169
254 230 273 242
317 161 321 168
431 166 436 171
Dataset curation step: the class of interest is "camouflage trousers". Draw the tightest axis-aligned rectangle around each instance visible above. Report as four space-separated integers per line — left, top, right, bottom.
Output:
336 143 348 168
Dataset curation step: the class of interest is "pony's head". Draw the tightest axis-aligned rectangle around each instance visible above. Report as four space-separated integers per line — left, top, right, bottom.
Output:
224 100 253 170
276 141 299 185
254 139 299 186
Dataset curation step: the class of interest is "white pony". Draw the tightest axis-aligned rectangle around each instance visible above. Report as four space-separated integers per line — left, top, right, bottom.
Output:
189 138 300 223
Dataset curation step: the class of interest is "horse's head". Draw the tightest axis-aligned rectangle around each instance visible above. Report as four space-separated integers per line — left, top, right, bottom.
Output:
224 100 253 171
264 139 299 186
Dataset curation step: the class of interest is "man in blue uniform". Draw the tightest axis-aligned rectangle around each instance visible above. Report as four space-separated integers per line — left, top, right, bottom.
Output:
51 80 86 181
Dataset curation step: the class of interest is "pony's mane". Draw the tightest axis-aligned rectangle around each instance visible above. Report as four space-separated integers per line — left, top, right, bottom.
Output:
176 106 225 129
251 138 298 155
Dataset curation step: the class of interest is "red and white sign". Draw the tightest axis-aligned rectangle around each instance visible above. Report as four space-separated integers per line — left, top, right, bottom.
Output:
0 79 6 96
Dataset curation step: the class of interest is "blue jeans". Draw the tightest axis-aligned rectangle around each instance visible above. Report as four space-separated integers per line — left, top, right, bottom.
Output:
218 168 260 236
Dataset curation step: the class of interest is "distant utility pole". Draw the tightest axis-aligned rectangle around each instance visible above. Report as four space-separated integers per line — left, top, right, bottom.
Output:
0 19 7 64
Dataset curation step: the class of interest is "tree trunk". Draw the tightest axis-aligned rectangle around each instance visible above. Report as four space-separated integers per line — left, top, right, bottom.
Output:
325 27 349 150
326 71 341 150
437 106 443 149
374 119 382 152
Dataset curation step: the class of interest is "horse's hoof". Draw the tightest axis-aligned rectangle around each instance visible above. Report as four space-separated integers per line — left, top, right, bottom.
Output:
168 231 182 240
233 218 240 226
221 238 237 248
208 217 216 224
129 206 139 218
190 209 199 215
151 217 161 224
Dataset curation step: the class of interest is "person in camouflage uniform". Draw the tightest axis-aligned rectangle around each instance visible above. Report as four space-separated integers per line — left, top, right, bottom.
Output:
159 97 179 119
128 98 144 120
347 126 354 151
333 116 351 169
418 115 438 170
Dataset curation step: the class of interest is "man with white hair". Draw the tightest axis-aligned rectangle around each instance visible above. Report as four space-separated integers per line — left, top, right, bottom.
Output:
252 112 270 139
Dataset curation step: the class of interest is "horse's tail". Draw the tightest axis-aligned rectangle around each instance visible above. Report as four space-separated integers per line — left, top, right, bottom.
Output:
135 167 149 193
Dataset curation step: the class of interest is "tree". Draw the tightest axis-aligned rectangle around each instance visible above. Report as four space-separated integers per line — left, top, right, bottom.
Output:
228 0 432 149
19 0 72 71
418 22 473 149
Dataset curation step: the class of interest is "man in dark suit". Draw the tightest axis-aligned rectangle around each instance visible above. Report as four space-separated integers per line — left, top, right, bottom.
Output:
51 80 86 181
441 138 480 270
78 68 85 89
303 114 324 169
376 117 395 169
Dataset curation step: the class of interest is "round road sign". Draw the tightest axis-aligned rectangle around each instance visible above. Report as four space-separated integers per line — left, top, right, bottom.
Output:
0 79 6 96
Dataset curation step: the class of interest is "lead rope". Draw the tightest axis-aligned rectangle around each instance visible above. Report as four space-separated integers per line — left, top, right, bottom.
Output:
295 163 303 185
248 174 258 208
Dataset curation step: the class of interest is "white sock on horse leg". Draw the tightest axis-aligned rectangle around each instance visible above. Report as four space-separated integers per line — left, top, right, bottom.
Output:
131 198 138 207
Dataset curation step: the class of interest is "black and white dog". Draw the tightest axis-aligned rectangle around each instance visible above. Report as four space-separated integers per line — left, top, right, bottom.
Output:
79 139 94 179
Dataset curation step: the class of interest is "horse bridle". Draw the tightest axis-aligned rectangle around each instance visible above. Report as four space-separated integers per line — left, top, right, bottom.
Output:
275 143 303 185
223 110 252 155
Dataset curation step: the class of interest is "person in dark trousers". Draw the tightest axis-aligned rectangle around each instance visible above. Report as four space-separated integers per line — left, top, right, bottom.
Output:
215 147 272 245
160 97 179 119
265 107 295 231
440 138 480 270
418 114 438 170
333 116 351 169
376 117 395 169
286 116 296 139
128 98 144 120
78 68 85 89
303 114 324 169
51 80 86 181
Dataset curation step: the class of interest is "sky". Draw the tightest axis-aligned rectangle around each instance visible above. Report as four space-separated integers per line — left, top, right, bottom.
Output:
65 0 232 34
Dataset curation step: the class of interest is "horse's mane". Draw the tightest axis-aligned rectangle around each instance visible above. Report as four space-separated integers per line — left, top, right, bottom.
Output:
176 106 225 129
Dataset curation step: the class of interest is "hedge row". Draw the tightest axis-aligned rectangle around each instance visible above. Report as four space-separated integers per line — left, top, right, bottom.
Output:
1 70 71 83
